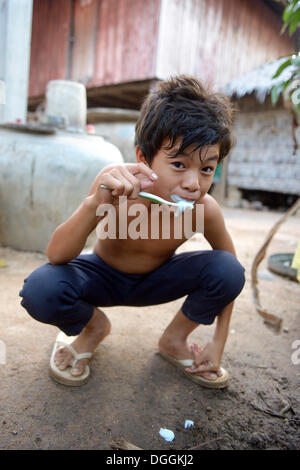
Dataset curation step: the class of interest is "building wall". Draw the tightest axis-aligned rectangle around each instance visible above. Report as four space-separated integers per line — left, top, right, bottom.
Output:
28 0 294 99
92 0 160 86
155 0 294 90
228 99 300 195
28 0 160 98
29 0 72 98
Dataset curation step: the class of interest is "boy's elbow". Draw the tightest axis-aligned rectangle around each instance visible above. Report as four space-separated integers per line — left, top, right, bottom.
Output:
46 244 78 265
46 248 69 265
46 250 60 265
47 256 61 265
46 244 64 265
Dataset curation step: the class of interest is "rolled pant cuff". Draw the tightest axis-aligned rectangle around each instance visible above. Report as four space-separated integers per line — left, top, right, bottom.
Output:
181 305 221 325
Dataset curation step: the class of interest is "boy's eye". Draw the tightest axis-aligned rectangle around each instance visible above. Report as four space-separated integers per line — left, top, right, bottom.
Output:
202 166 214 174
172 162 185 169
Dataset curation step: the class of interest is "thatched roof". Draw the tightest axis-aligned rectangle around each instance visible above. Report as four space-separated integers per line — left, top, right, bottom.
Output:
223 57 297 103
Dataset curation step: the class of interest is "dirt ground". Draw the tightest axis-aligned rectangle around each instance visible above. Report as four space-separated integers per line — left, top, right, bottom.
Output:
0 207 299 450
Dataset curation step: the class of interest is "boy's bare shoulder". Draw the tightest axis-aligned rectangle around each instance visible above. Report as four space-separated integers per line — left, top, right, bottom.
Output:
201 194 224 222
199 194 236 253
200 194 231 250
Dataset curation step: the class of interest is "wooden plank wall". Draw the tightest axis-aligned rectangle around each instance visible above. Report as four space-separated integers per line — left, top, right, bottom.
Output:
70 0 99 83
29 0 72 98
28 0 295 99
155 0 294 90
29 0 160 98
92 0 161 86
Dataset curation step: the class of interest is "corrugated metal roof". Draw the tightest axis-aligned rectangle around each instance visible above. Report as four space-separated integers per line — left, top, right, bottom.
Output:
223 56 298 102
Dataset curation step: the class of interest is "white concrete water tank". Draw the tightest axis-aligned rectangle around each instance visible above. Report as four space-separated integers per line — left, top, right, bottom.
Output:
0 125 123 251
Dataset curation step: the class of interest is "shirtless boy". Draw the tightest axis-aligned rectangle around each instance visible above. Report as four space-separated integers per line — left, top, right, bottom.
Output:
19 75 245 388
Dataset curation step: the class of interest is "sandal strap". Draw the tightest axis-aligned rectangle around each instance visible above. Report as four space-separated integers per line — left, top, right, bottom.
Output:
64 344 93 368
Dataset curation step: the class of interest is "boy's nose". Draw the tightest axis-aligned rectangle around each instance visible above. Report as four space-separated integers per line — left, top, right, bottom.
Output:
181 173 200 193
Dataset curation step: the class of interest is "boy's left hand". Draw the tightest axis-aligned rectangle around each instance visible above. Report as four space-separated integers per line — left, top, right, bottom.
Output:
185 342 223 378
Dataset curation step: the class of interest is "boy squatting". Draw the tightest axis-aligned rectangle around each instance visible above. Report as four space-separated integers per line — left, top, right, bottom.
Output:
19 75 245 388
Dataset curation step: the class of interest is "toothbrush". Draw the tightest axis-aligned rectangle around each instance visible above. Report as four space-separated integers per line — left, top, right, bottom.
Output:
99 184 195 215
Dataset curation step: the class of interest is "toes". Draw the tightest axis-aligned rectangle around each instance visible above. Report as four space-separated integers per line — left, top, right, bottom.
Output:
202 371 218 380
70 361 86 377
71 368 83 376
54 351 64 367
58 361 69 371
54 346 89 376
54 347 72 370
57 357 70 370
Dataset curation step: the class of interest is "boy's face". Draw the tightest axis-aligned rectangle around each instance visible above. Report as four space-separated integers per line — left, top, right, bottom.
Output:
136 138 219 203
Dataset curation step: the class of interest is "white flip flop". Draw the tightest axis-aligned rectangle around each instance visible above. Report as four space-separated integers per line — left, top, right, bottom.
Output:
50 331 93 387
158 352 229 389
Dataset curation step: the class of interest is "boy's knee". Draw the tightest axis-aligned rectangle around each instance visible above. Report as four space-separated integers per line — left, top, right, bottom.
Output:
19 264 75 325
210 250 245 300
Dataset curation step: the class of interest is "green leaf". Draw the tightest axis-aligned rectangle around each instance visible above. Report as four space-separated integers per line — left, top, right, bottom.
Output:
283 2 297 23
272 58 292 79
271 82 285 105
289 9 300 34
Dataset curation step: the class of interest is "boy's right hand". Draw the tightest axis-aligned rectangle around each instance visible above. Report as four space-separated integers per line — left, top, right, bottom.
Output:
89 163 158 206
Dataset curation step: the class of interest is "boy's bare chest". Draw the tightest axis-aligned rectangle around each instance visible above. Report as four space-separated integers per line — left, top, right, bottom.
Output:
93 204 198 273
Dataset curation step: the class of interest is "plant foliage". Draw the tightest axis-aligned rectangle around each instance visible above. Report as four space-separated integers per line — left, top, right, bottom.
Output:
271 1 300 112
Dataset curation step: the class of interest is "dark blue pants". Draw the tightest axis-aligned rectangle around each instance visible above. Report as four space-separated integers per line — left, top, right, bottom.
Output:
19 250 245 336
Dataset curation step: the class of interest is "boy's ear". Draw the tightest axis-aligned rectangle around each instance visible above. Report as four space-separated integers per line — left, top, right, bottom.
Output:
136 146 149 166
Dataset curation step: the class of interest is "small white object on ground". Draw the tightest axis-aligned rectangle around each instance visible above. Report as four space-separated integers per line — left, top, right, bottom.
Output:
184 420 194 429
159 428 175 442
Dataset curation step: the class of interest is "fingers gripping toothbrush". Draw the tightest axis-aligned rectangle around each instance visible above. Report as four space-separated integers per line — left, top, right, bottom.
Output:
99 185 195 216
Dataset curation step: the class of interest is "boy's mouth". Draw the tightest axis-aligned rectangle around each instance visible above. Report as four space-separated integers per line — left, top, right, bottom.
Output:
172 194 196 202
170 194 195 205
181 197 196 202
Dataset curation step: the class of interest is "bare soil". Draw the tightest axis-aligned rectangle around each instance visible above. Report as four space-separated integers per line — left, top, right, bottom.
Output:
0 207 299 450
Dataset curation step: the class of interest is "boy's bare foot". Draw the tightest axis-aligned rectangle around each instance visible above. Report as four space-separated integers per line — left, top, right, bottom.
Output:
158 335 221 380
54 308 111 376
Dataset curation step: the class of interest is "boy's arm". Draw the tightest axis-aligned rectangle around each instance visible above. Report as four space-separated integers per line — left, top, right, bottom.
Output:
187 195 237 374
46 162 157 264
204 195 236 352
46 170 108 265
202 194 236 256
